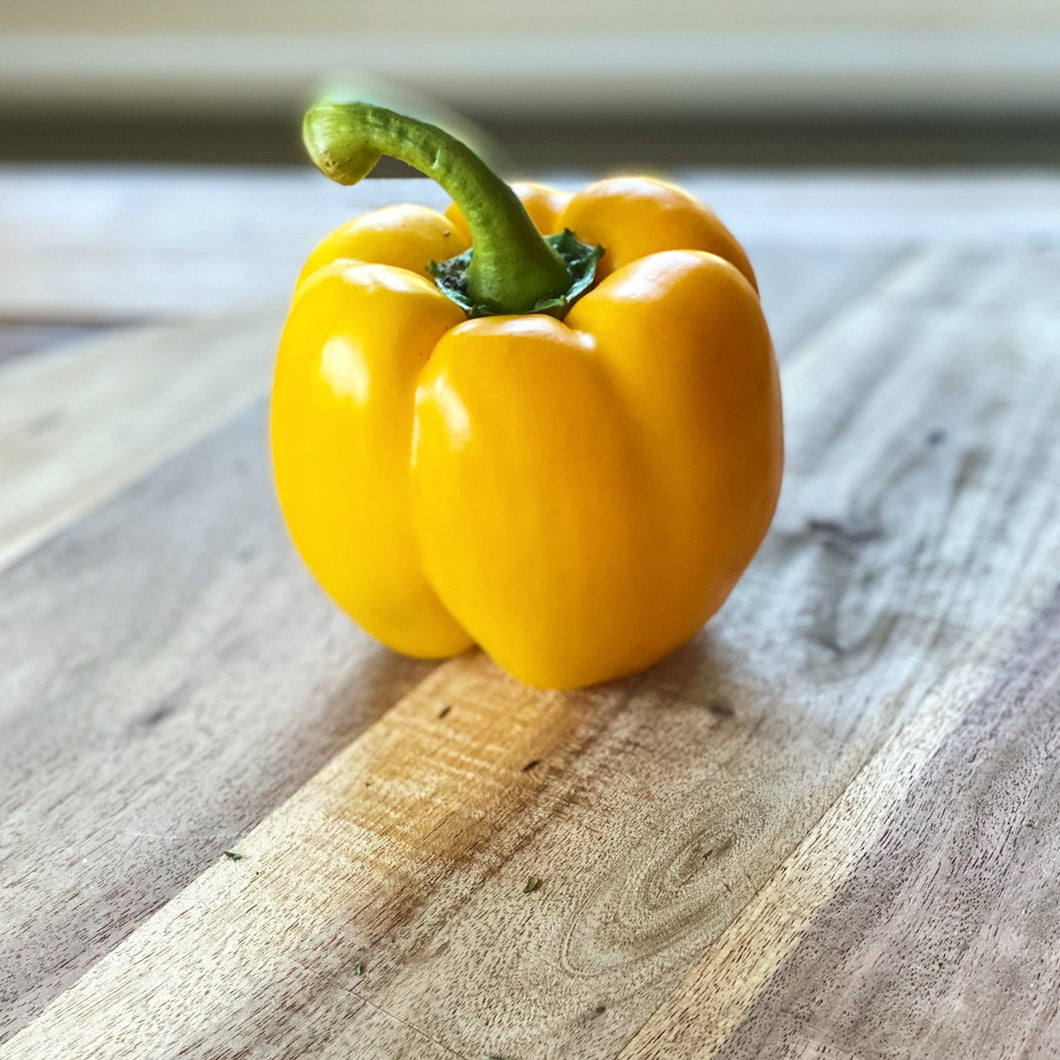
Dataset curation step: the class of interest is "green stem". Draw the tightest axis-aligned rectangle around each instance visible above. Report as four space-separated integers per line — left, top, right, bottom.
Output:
303 100 573 315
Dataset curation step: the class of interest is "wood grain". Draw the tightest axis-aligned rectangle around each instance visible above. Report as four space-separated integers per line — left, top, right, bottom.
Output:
0 323 102 367
0 164 903 580
0 245 903 575
618 246 1060 1059
0 171 448 321
0 307 283 573
618 602 1060 1060
4 243 1058 1058
5 169 1060 322
2 654 622 1058
0 234 880 1041
710 591 1060 1059
0 402 437 1041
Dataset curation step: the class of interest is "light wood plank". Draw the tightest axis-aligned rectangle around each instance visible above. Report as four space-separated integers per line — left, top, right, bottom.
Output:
4 168 1060 321
0 307 282 573
4 245 1058 1057
1 654 616 1058
0 172 449 321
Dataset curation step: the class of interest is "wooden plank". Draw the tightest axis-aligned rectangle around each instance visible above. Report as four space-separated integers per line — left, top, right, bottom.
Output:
0 323 104 368
749 242 910 356
705 592 1060 1059
0 230 894 1043
0 237 893 1041
0 241 901 578
1 655 615 1058
0 171 450 321
0 162 903 581
0 401 438 1042
616 249 1060 1059
0 307 282 573
679 171 1060 246
4 168 1060 321
4 244 1058 1057
617 605 1060 1059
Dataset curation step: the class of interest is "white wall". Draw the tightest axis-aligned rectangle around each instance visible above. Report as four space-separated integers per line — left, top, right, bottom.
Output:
2 2 1059 118
6 0 1060 33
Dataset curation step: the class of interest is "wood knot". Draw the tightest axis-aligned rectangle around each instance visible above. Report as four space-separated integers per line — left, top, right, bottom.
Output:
707 698 735 718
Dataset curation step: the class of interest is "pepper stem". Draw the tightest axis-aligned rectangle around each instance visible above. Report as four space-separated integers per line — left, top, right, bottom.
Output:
303 100 591 316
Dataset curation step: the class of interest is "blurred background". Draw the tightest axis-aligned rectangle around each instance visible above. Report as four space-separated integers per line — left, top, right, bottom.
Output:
2 0 1060 171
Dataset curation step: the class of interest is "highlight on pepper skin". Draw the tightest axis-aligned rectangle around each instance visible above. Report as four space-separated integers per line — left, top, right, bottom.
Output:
271 101 783 690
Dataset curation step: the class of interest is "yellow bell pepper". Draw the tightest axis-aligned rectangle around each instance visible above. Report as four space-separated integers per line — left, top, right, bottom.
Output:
271 101 783 689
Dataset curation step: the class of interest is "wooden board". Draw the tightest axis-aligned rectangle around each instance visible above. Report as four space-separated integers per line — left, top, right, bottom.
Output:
4 240 1059 1057
0 235 890 1039
5 169 1060 321
0 308 283 572
703 595 1060 1059
0 230 904 578
2 170 1060 1058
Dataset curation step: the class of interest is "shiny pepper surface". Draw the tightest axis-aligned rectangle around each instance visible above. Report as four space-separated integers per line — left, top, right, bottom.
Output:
271 102 783 689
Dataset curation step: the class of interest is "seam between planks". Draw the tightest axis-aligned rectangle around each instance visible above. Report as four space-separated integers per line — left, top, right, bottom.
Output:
0 305 283 575
613 543 1060 1060
0 653 617 1057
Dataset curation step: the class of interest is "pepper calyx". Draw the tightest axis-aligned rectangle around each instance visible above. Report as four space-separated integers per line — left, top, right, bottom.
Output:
429 230 603 319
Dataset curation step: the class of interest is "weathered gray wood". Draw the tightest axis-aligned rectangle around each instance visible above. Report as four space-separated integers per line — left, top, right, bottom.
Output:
679 171 1060 246
4 244 1058 1059
4 168 1060 321
0 402 437 1042
707 593 1060 1060
0 308 283 573
750 241 911 355
0 324 103 367
0 171 450 320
